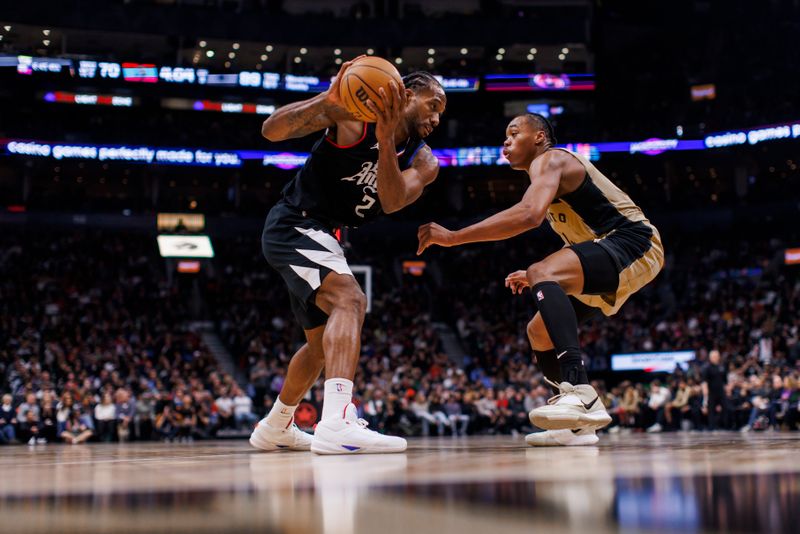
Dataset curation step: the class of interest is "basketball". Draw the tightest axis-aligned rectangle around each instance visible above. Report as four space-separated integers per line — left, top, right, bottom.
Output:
339 56 403 122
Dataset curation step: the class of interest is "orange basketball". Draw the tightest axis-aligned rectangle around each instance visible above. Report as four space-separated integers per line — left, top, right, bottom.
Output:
339 56 403 122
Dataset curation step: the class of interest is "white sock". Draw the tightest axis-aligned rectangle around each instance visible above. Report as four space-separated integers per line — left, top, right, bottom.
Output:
264 397 297 429
321 378 353 420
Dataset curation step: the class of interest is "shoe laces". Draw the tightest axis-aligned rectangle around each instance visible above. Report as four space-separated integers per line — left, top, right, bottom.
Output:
544 377 576 405
350 417 380 434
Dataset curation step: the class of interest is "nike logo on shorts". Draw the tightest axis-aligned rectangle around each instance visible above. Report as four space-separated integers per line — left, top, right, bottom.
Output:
556 350 567 359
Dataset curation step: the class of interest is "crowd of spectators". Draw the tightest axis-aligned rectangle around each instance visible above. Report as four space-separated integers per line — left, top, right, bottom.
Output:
0 231 259 445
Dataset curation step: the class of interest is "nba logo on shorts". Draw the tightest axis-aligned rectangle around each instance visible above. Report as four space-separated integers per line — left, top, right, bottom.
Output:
536 290 544 301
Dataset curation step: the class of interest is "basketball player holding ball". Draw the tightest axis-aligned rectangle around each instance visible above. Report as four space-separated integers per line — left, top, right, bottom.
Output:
417 113 664 446
250 57 446 454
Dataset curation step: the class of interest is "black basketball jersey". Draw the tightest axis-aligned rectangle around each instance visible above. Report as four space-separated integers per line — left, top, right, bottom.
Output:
281 123 426 227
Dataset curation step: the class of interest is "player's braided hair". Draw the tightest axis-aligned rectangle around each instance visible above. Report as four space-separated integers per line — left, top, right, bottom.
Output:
524 113 558 145
402 71 444 93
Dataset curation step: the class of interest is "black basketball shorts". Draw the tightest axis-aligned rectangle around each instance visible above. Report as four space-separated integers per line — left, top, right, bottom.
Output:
567 222 663 317
262 201 352 330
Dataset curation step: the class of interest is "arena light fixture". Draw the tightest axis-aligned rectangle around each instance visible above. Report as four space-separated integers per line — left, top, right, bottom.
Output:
460 48 468 55
427 57 434 64
530 47 538 54
558 53 566 60
224 61 231 68
395 57 403 64
266 45 273 52
495 54 503 60
527 54 534 60
260 54 267 61
562 47 569 54
43 29 50 36
294 57 301 63
498 48 506 54
199 40 207 48
300 47 308 54
206 50 214 58
42 40 50 46
228 52 235 59
334 58 342 65
232 42 240 50
3 26 11 32
367 48 374 55
428 48 435 55
334 48 341 56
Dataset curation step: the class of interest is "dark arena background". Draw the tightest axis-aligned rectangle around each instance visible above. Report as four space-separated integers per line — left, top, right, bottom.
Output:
1 1 799 533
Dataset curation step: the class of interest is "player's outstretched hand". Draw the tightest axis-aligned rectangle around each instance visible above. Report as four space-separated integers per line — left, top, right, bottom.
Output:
417 222 455 255
365 81 407 141
504 270 530 295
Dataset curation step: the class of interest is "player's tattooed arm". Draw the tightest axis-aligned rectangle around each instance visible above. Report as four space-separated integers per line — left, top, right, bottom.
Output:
417 151 562 254
261 57 361 141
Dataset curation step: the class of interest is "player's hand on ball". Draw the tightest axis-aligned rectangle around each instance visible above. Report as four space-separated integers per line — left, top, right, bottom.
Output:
365 80 407 141
417 222 455 255
504 270 530 294
325 55 366 109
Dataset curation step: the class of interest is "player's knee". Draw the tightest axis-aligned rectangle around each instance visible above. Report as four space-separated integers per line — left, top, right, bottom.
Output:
526 263 554 287
334 288 367 317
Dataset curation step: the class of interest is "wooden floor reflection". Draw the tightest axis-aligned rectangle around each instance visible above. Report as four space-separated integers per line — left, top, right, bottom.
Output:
1 433 799 533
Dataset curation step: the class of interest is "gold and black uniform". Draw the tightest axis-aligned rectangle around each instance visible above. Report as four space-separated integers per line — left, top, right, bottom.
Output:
545 148 664 316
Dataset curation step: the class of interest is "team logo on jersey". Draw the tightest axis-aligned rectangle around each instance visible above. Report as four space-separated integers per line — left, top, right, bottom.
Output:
341 161 378 193
370 142 379 150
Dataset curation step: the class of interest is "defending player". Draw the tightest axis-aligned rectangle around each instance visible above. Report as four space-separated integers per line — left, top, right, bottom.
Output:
417 113 663 446
250 58 446 454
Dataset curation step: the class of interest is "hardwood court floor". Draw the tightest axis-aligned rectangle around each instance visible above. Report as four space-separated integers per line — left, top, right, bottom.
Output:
1 433 799 534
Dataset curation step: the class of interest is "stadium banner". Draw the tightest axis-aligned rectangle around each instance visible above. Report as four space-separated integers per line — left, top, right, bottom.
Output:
611 351 696 372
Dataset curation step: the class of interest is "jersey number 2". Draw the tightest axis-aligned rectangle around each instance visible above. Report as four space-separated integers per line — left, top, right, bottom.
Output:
355 194 375 218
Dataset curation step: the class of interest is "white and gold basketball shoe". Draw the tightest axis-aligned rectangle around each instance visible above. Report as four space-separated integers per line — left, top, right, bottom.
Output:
525 428 599 447
529 379 612 431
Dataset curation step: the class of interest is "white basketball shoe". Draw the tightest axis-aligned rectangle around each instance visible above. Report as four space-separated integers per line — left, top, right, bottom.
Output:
311 404 407 455
525 428 599 447
249 417 314 451
529 379 612 431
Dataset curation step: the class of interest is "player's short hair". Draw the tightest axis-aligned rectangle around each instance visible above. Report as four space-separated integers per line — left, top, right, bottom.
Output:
521 113 557 145
402 71 444 94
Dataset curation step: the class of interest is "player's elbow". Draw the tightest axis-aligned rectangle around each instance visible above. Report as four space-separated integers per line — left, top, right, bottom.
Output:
520 206 544 229
381 200 403 214
261 119 284 142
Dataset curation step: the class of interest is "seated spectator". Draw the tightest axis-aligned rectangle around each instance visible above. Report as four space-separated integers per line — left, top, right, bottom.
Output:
215 389 235 430
232 387 257 430
174 395 198 442
116 388 136 442
61 409 93 444
0 394 18 444
135 391 156 441
665 379 692 430
155 405 179 442
409 392 442 437
94 392 117 442
444 391 470 436
646 380 672 433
